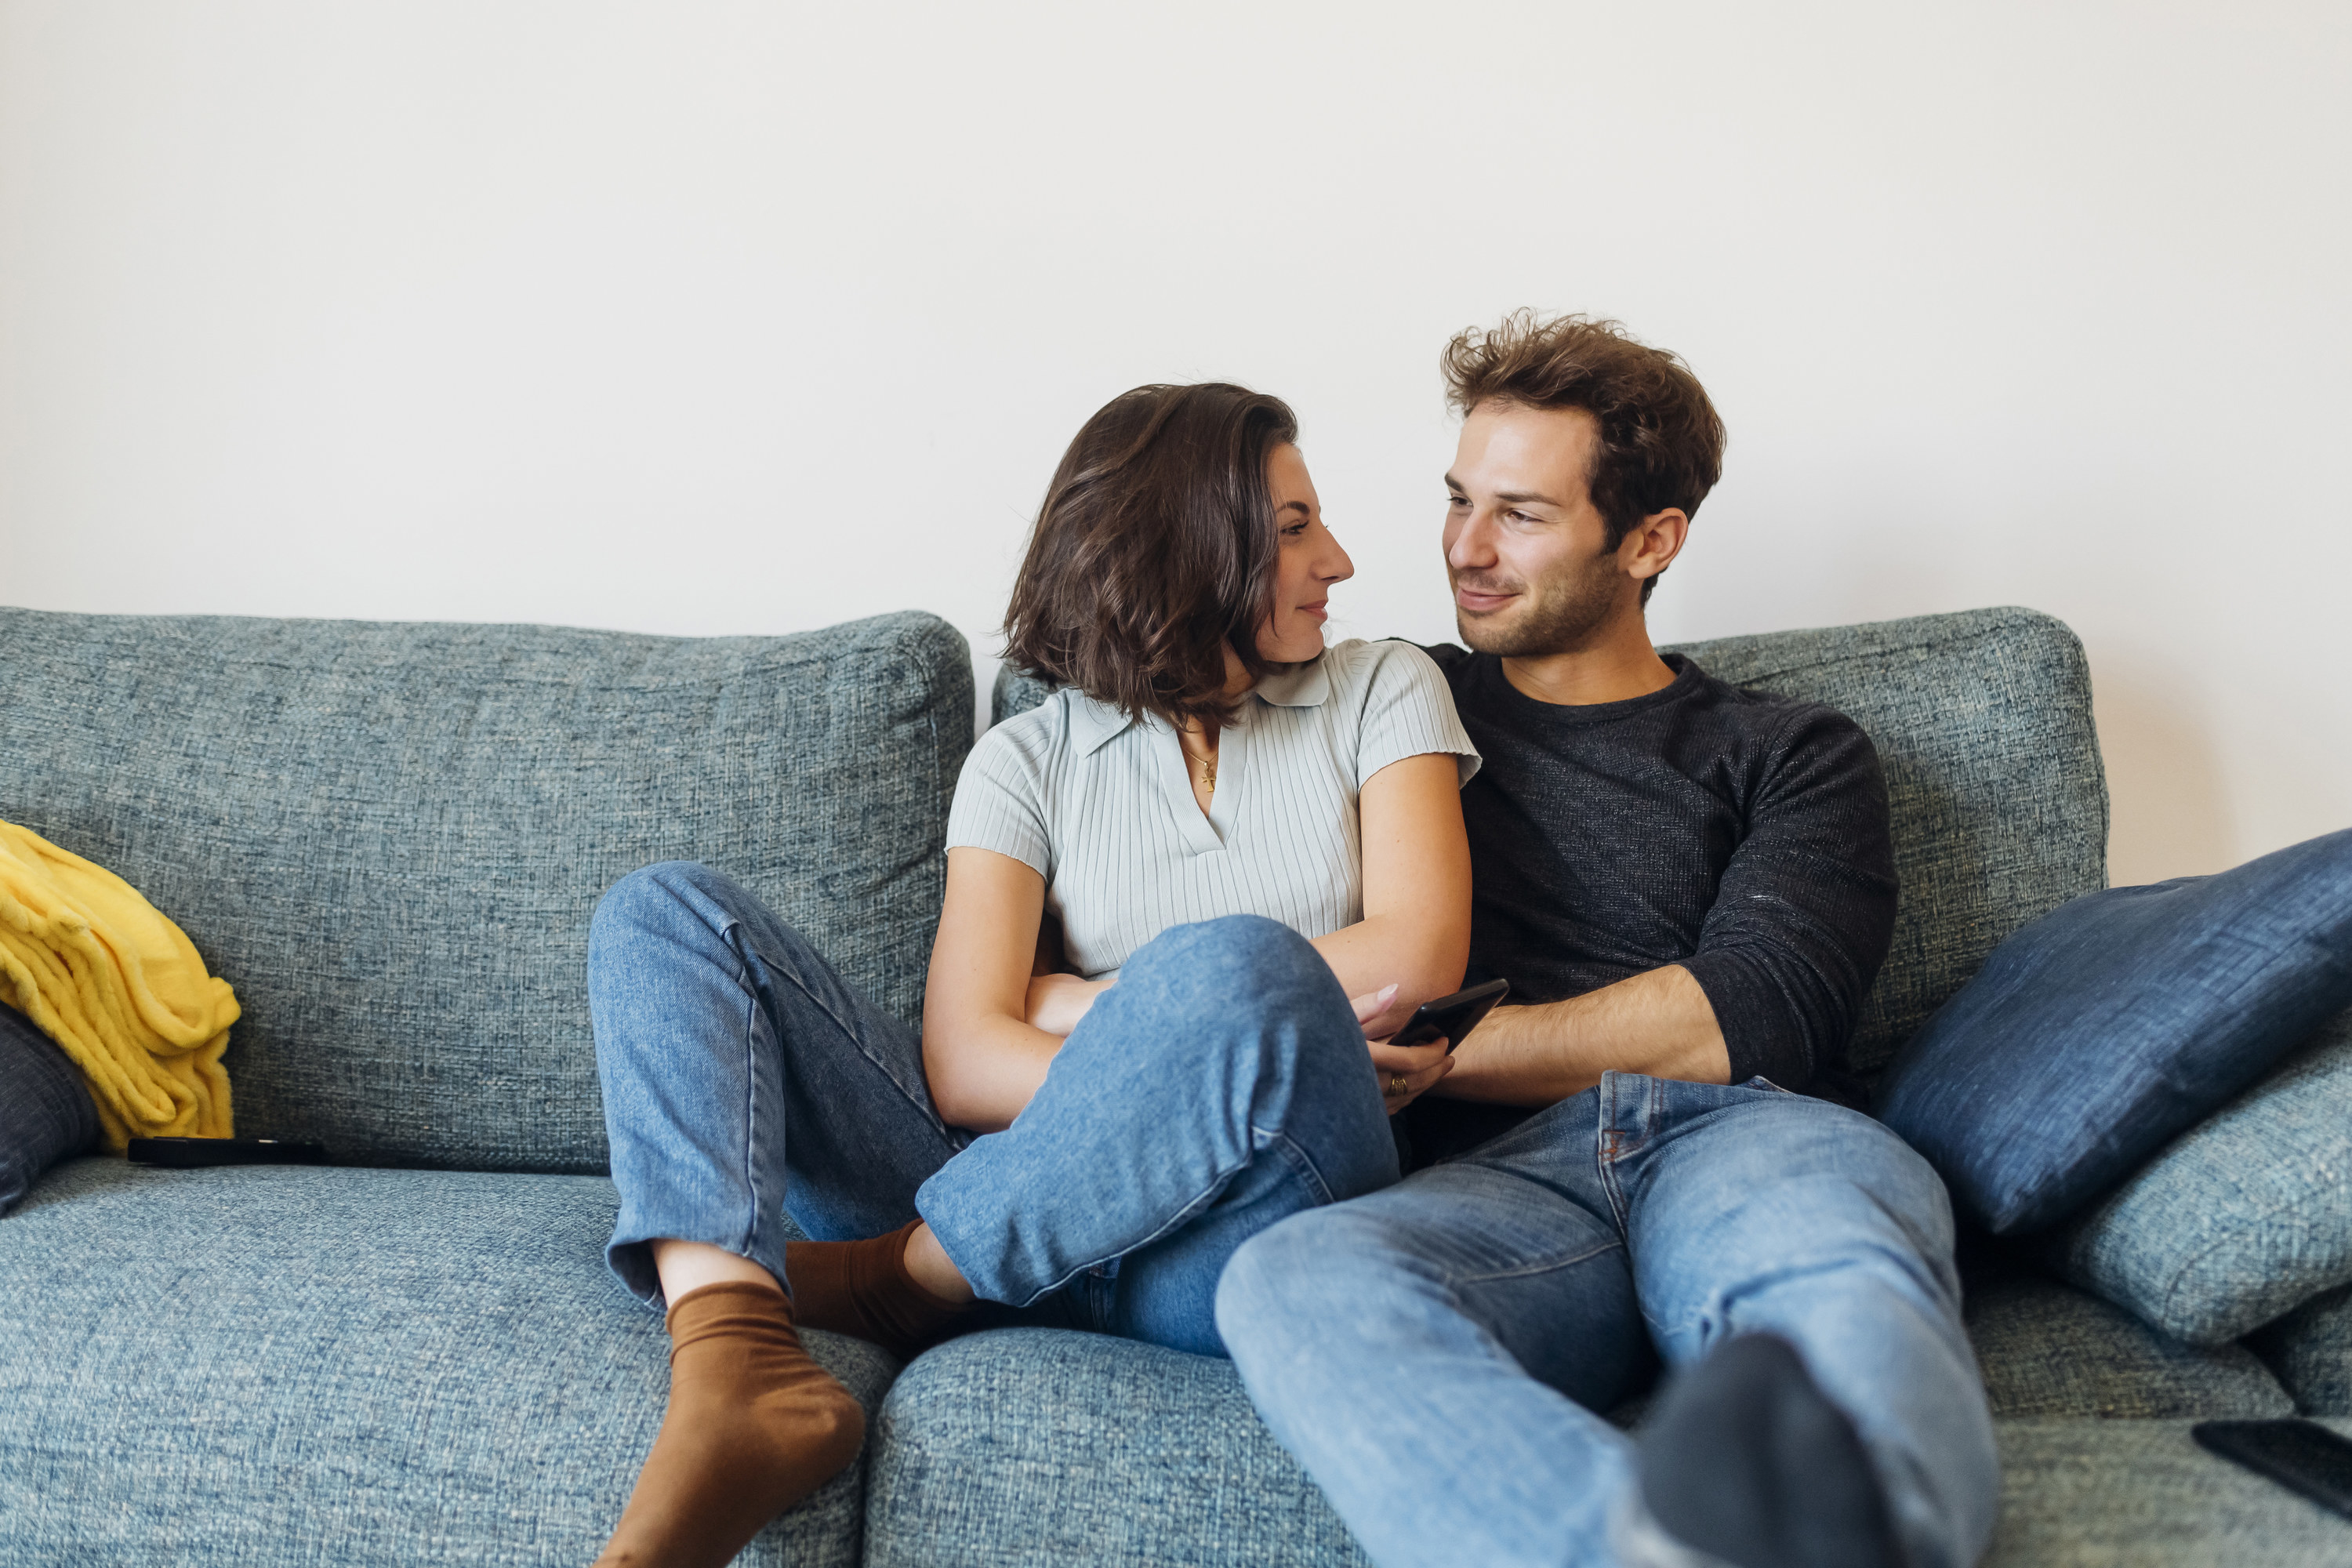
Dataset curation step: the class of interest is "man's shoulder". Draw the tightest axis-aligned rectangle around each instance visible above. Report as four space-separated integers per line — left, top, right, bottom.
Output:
1414 641 1479 688
1672 658 1871 751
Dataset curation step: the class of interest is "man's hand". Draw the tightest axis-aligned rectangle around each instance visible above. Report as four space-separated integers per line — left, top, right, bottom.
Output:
1025 971 1110 1036
1352 983 1454 1116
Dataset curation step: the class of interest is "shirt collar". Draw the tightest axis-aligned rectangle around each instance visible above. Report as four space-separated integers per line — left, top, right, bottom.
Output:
1063 652 1333 757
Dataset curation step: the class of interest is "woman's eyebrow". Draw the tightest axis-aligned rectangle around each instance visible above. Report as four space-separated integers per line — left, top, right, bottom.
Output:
1276 500 1311 516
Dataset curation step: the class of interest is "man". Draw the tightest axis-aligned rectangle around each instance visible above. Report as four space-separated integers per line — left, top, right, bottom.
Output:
1214 312 1998 1568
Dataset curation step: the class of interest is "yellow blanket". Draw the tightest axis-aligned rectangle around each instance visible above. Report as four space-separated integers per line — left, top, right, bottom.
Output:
0 821 237 1149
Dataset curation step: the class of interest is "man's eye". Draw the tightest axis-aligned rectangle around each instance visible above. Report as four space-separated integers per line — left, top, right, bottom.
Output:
1446 495 1468 508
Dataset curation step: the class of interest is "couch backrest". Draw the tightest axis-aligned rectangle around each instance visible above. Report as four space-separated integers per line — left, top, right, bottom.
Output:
0 608 971 1172
993 606 2109 1083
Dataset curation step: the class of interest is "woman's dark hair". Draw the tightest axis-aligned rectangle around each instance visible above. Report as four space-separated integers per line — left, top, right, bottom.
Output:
1003 382 1298 728
1441 311 1725 607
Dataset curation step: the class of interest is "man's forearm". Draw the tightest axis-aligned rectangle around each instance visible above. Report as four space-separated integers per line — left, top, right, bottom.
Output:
1435 964 1730 1107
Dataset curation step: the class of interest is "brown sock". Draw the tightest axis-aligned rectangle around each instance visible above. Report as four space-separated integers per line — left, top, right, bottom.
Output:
593 1281 866 1568
785 1219 976 1362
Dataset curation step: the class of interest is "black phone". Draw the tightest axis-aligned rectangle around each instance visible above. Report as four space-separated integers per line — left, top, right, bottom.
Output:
2193 1419 2352 1520
1388 978 1510 1054
128 1137 329 1168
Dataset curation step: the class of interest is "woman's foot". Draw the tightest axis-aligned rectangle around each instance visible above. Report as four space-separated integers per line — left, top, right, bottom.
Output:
593 1281 866 1568
786 1219 978 1361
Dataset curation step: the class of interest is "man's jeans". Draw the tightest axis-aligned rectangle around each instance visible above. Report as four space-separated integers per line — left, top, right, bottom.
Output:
587 861 1399 1356
1217 1075 2000 1568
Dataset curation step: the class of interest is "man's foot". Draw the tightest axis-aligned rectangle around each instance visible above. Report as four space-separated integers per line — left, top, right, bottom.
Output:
593 1282 865 1568
1621 1334 1901 1568
786 1219 977 1362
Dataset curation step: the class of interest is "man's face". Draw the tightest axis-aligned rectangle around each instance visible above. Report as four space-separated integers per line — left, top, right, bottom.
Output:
1442 401 1631 658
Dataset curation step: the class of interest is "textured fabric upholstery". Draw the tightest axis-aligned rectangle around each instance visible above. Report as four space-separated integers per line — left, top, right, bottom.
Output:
2253 1284 2352 1416
1967 1276 2293 1418
0 608 971 1171
996 607 2107 1082
1983 1420 2352 1566
2051 1006 2352 1345
866 1330 1372 1568
0 1157 895 1566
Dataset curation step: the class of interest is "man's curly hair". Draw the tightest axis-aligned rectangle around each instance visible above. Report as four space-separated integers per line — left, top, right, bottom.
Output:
1442 312 1726 606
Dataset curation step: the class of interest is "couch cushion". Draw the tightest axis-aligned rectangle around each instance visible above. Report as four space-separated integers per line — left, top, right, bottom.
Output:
2252 1283 2352 1416
0 608 971 1171
1984 1419 2352 1566
1966 1276 2292 1418
866 1329 1370 1568
2049 1005 2352 1345
0 1003 96 1214
996 606 2107 1083
1877 831 2352 1236
0 1158 896 1566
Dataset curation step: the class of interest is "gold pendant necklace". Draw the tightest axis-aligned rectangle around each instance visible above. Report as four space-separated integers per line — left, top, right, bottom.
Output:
1182 734 1217 794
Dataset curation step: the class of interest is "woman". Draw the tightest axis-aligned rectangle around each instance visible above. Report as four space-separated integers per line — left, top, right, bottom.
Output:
586 383 1477 1568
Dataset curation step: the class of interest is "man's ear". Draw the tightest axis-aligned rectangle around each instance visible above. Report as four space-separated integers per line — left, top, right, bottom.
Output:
1621 508 1690 585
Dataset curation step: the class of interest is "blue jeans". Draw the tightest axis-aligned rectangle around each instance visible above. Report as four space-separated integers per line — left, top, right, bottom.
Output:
1216 1074 1999 1568
588 862 1400 1356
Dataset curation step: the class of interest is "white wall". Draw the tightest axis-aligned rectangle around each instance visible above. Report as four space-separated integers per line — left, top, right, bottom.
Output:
3 1 2346 884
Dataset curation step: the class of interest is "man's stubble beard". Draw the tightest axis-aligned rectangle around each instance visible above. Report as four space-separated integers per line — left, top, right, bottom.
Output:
1451 550 1624 659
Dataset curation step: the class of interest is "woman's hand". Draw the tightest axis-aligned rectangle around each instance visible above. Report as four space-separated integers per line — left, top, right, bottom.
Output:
1352 984 1453 1116
1025 971 1110 1036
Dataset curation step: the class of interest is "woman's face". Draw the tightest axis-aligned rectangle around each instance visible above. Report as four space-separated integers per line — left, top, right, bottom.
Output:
1257 443 1354 663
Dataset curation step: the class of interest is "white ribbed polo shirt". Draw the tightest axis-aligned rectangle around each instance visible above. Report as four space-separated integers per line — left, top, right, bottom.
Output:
946 639 1479 980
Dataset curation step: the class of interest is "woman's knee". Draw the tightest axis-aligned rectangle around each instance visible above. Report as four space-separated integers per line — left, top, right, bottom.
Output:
1122 914 1340 1022
590 861 757 952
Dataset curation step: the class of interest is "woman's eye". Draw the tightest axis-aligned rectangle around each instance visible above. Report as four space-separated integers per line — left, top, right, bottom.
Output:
1283 523 1308 538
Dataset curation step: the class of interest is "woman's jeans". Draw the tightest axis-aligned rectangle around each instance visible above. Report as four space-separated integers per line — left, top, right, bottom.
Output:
587 861 1400 1356
1214 1075 1999 1568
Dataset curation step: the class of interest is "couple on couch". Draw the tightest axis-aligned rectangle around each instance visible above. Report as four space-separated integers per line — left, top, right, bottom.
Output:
584 312 1993 1568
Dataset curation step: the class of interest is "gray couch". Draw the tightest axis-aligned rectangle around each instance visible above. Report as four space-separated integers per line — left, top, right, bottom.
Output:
2 602 2347 1566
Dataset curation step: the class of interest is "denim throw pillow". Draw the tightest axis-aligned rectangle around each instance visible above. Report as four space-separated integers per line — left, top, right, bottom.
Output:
2045 1006 2352 1345
0 1003 98 1214
1875 829 2352 1236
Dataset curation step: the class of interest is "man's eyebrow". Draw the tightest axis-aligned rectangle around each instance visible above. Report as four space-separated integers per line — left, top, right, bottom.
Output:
1443 474 1564 509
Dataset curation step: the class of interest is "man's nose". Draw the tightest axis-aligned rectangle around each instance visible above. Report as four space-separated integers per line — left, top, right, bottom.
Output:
1448 510 1498 567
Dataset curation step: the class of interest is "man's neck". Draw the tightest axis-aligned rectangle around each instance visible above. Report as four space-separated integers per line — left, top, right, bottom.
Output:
1497 615 1678 708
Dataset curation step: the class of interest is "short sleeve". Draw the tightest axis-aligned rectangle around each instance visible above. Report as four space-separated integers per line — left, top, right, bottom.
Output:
944 720 1052 879
1352 641 1481 789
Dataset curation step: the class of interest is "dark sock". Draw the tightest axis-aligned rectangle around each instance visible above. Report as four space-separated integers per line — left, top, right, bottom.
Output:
593 1282 866 1568
1635 1334 1901 1568
785 1219 975 1362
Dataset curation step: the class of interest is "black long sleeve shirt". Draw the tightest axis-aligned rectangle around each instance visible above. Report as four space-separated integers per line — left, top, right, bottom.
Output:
1426 645 1896 1106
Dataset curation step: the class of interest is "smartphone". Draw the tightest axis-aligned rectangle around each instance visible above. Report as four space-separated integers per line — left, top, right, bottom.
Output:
1388 978 1510 1054
128 1137 329 1168
2193 1419 2352 1520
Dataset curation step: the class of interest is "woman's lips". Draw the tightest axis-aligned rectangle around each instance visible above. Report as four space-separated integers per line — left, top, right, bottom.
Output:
1298 602 1328 622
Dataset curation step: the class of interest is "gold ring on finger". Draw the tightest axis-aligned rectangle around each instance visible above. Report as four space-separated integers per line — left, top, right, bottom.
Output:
1387 1072 1409 1097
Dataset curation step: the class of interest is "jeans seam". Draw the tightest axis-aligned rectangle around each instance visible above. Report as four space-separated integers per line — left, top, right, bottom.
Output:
1000 1127 1305 1308
1448 1236 1624 1287
731 942 765 1263
740 921 958 1149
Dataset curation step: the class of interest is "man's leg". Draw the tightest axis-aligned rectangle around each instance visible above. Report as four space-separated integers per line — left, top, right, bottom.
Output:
1217 1091 1657 1568
918 913 1403 1356
1611 1076 1999 1568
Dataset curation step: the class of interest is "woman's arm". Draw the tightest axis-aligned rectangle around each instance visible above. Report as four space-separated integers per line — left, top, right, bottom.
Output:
922 847 1073 1133
1312 751 1473 1039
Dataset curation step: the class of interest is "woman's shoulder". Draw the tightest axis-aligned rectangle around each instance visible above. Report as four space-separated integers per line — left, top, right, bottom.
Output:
1316 637 1453 707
